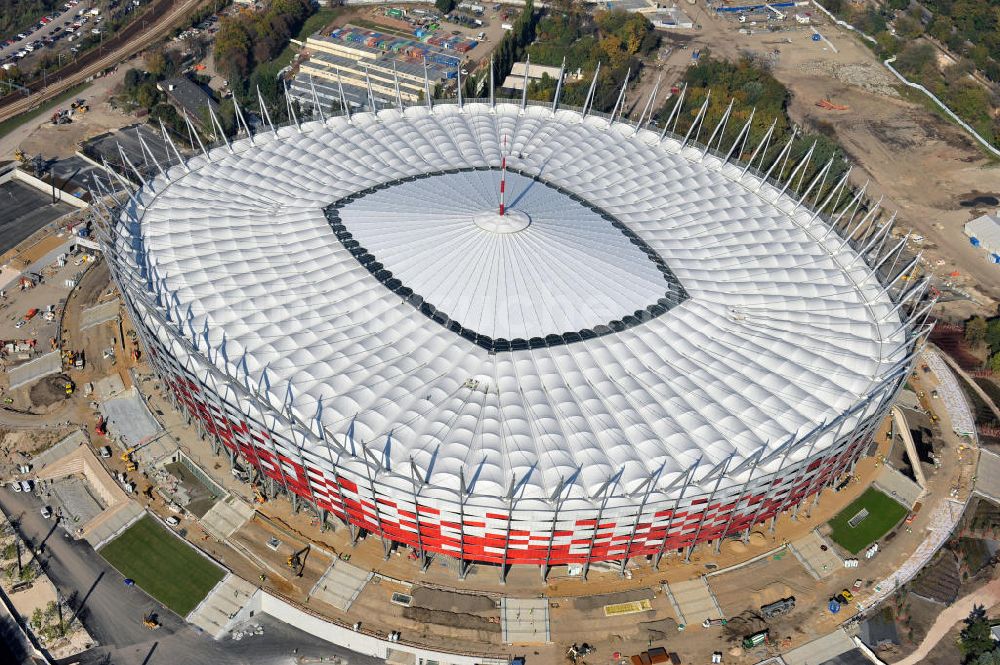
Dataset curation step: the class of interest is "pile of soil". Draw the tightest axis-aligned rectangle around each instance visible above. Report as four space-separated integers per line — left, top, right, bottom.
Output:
28 374 72 408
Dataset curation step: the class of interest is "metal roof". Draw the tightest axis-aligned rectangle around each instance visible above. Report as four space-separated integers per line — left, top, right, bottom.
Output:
965 211 1000 254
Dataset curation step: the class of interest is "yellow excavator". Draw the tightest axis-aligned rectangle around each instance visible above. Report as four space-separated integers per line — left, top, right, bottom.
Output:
121 447 138 472
142 613 159 629
287 546 310 578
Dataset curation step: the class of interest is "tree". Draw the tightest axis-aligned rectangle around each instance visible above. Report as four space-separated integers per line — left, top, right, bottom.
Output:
986 318 1000 355
976 648 1000 665
990 352 1000 375
145 51 168 79
961 605 996 661
435 0 456 13
966 316 989 346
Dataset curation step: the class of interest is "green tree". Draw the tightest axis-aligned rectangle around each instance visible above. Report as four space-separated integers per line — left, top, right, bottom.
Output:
435 0 456 13
976 647 1000 665
990 352 1000 375
960 605 995 661
966 316 989 346
985 318 1000 355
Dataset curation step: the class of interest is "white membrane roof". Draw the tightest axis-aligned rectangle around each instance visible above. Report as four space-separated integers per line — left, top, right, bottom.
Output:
331 169 679 341
135 103 906 500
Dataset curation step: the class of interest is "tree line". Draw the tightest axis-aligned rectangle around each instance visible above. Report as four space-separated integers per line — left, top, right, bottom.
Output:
213 0 314 84
657 56 852 214
515 2 658 112
0 0 60 40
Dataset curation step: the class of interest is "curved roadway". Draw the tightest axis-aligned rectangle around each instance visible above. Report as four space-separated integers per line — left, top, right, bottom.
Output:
0 486 381 665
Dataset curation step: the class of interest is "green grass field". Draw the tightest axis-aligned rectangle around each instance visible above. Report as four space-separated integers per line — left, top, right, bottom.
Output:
99 516 224 617
828 488 909 554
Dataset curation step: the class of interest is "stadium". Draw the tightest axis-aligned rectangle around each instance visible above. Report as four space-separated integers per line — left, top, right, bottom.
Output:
98 92 929 577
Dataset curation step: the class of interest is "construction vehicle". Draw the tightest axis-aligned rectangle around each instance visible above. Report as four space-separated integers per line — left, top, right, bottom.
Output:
252 482 267 504
287 546 309 577
742 630 769 649
142 612 159 629
764 3 785 19
816 99 849 111
95 415 107 436
64 380 74 397
14 149 28 163
760 596 795 619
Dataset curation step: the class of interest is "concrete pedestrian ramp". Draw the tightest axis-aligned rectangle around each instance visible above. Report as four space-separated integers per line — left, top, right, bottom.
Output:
200 495 254 539
500 597 549 644
309 559 371 612
664 577 722 628
187 573 258 639
789 530 843 579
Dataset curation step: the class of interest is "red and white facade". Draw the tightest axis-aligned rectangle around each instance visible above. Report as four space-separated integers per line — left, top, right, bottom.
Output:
98 100 928 576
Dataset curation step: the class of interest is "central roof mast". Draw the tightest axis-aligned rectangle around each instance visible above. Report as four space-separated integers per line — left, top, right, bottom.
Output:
499 134 507 216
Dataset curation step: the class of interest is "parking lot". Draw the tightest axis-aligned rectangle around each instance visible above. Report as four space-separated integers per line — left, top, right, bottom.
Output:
0 0 106 69
0 180 74 255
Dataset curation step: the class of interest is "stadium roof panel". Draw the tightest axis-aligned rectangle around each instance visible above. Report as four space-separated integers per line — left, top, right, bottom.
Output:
130 103 907 500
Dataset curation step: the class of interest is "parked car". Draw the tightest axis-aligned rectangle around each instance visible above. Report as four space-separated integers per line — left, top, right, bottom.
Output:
40 506 52 519
165 516 180 526
9 482 21 493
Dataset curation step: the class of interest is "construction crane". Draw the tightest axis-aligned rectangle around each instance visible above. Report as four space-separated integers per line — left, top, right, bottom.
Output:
287 546 310 577
764 4 785 19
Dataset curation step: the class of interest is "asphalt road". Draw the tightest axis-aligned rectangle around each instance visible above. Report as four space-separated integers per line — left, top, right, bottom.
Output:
0 487 382 665
0 180 74 255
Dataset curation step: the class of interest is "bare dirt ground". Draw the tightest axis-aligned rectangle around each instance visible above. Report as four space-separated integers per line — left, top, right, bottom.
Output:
654 13 1000 310
0 56 142 161
28 374 73 408
0 428 72 477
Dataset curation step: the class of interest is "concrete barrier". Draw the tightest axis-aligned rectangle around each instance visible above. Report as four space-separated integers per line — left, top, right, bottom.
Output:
7 169 90 209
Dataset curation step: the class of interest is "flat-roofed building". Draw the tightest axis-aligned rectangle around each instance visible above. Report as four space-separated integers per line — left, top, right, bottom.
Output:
288 26 463 113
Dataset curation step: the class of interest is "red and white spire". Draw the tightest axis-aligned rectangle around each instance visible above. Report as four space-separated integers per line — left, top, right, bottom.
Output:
499 134 507 216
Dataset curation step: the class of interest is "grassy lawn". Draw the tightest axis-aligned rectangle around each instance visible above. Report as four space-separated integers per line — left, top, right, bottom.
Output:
828 488 908 554
99 515 224 617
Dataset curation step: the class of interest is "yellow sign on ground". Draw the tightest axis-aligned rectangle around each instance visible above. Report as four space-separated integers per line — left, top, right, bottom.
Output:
603 599 653 617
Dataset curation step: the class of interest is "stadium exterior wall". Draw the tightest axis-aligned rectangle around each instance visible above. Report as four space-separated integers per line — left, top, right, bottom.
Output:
98 101 924 575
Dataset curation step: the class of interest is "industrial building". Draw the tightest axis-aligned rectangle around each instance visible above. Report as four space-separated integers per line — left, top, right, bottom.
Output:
97 93 929 580
500 61 582 93
288 26 463 112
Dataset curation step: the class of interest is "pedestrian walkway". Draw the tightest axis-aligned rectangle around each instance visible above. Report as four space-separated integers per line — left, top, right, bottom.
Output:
665 578 721 627
8 351 61 390
789 531 842 579
201 495 255 539
873 464 923 509
80 298 120 330
500 597 549 644
186 572 258 639
309 559 371 612
781 628 857 665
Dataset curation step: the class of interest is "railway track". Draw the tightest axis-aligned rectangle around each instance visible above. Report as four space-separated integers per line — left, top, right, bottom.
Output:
0 0 203 125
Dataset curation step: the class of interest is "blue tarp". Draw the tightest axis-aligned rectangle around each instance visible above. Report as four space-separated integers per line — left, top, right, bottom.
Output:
715 2 796 12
